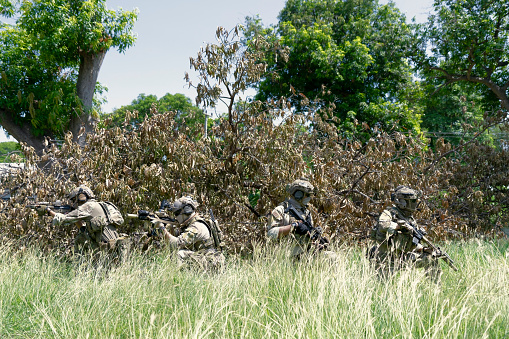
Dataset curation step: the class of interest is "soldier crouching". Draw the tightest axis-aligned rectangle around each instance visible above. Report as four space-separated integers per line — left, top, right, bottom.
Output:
157 196 224 271
267 178 336 261
49 185 128 265
368 186 442 282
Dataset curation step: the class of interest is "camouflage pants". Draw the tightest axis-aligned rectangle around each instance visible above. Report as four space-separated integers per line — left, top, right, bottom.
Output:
177 248 225 271
74 227 129 265
367 245 442 282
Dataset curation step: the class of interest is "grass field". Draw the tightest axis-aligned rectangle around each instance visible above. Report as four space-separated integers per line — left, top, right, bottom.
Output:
0 239 507 338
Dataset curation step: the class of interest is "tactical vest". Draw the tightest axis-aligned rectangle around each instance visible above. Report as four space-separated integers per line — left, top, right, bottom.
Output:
186 215 223 251
88 201 124 248
281 200 312 225
370 206 416 252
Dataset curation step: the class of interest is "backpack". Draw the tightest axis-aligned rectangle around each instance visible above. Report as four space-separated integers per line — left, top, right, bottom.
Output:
201 210 224 250
98 201 124 227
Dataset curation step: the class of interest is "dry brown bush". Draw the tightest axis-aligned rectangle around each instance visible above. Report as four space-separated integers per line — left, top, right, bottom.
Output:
1 26 507 254
0 102 507 255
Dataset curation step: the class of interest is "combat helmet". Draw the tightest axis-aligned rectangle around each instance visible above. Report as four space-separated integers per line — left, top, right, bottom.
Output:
286 178 314 200
171 196 199 216
68 185 95 204
391 186 419 214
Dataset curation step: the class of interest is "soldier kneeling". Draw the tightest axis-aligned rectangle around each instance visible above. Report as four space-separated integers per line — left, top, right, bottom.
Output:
49 185 128 265
157 196 224 271
368 186 442 282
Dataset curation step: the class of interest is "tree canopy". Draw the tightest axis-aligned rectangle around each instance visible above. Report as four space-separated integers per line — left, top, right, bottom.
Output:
0 0 137 153
102 92 206 136
248 0 421 137
414 0 509 115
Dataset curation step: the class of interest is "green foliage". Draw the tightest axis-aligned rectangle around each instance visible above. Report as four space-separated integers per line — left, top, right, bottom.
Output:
413 0 509 114
0 141 20 162
421 81 491 146
101 92 206 136
18 0 138 65
0 23 81 137
249 0 421 136
0 0 14 17
0 0 137 143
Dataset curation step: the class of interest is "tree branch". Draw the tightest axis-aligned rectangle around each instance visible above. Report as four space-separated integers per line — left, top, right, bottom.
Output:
423 120 501 174
0 108 46 155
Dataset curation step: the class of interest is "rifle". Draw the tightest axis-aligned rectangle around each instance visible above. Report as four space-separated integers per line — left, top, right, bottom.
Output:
28 200 74 216
127 200 178 237
398 220 458 271
127 209 177 226
127 210 178 238
286 204 329 249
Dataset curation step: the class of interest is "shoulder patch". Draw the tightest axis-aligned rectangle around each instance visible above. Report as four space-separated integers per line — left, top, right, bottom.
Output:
271 208 283 221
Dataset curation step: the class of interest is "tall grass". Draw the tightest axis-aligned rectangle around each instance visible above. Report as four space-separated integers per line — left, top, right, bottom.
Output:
0 240 507 338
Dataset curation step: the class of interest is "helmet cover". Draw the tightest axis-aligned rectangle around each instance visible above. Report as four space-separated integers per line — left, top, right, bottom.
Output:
68 186 95 201
286 178 314 197
392 186 419 212
171 196 199 215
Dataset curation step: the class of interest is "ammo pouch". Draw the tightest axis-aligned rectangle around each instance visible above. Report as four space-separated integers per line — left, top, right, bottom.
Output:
99 225 121 251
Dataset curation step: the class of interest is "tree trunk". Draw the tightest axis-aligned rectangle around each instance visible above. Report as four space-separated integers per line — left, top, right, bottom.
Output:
0 109 47 155
70 50 106 146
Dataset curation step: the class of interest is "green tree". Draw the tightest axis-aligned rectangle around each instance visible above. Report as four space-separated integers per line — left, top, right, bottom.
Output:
420 80 490 146
414 0 509 116
249 0 421 136
0 141 20 162
0 0 137 153
103 92 206 136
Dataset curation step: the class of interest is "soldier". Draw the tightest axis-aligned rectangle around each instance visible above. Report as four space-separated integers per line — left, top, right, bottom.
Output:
368 186 442 281
47 185 128 263
267 178 331 259
157 196 224 270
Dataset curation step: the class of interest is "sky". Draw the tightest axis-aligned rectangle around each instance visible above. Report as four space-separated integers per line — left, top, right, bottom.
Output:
0 0 434 142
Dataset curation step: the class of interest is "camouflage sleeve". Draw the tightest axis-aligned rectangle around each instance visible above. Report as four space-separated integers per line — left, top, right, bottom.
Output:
166 222 209 249
52 203 94 226
376 209 397 235
267 205 291 239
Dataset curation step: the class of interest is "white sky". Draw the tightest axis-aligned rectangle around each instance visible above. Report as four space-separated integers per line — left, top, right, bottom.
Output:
0 0 434 142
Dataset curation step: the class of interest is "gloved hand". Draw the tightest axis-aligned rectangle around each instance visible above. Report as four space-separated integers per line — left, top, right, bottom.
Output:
292 221 311 235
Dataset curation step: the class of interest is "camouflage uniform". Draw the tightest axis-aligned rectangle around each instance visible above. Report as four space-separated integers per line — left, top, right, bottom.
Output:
164 197 224 270
268 197 317 258
52 186 128 263
267 178 334 260
368 187 441 281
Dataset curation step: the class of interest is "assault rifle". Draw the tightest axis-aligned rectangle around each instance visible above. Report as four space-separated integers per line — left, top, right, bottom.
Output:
28 200 74 216
127 200 178 236
398 220 458 271
127 209 177 226
286 204 329 249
